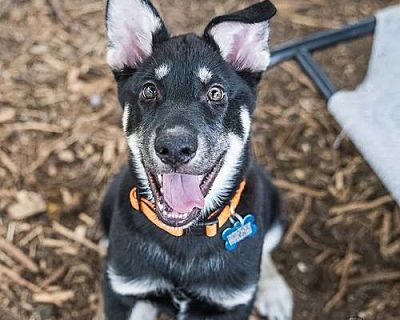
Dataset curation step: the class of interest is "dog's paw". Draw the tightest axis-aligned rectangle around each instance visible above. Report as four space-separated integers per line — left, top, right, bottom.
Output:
254 275 293 320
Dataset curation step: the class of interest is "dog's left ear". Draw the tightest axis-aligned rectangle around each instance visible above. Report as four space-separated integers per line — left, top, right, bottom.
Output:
106 0 169 71
204 1 276 73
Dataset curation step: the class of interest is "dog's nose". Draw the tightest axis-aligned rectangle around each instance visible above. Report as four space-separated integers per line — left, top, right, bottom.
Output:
155 132 198 167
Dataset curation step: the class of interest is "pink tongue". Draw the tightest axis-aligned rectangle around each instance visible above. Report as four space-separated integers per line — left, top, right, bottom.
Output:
162 174 205 214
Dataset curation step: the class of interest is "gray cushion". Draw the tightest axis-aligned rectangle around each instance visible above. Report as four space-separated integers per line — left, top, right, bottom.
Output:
328 5 400 204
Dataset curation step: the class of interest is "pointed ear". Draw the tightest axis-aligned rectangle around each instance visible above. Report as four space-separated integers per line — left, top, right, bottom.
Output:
203 1 277 73
106 0 169 71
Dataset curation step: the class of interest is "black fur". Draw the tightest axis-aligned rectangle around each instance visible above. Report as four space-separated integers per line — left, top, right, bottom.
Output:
101 1 283 319
102 163 281 319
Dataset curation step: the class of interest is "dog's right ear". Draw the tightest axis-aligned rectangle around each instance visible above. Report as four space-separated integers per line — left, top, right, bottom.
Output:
106 0 169 72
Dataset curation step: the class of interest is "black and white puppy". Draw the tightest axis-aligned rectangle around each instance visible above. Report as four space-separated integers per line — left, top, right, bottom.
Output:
101 1 293 319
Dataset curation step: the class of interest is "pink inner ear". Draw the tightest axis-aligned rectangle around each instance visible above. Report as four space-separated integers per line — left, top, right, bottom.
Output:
226 26 266 71
113 31 146 69
107 0 162 70
124 26 146 67
225 29 249 70
210 21 270 72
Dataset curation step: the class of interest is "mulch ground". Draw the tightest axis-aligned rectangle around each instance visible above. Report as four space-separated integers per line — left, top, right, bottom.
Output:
1 0 400 319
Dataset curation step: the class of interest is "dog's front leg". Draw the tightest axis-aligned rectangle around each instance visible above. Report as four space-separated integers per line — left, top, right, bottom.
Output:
254 233 293 320
102 272 159 320
102 276 135 320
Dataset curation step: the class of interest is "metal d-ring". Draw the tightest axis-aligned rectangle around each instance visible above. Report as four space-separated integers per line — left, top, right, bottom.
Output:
229 205 244 225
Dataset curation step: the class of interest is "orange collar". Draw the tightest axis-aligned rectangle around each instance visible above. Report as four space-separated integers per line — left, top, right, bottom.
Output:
129 180 246 237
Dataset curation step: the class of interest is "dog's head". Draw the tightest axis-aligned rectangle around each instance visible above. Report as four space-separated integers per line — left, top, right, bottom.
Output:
106 0 276 228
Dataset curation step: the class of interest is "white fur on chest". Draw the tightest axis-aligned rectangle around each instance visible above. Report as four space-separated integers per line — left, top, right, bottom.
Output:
194 284 256 310
108 265 255 312
107 266 172 296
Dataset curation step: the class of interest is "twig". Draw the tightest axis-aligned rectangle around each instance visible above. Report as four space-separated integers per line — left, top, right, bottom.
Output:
4 122 64 133
0 236 39 273
33 290 74 307
323 249 358 313
284 197 312 244
378 212 400 257
40 265 67 288
27 135 77 173
314 249 334 264
329 195 393 215
0 263 42 292
296 229 334 252
52 221 105 255
280 61 317 92
349 271 400 286
18 226 43 247
273 179 327 198
0 149 18 174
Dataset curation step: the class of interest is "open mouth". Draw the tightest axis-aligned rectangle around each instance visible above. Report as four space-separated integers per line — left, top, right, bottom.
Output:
145 157 224 228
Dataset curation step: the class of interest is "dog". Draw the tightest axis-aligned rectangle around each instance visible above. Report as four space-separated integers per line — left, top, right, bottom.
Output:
100 0 293 319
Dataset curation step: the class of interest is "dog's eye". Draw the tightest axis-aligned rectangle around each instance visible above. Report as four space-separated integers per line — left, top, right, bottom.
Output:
141 83 158 100
207 86 225 102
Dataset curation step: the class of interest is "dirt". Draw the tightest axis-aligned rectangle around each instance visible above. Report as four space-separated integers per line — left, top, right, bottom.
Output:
0 0 399 319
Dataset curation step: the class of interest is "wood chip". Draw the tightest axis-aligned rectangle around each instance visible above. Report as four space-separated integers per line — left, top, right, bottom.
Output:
0 236 39 273
52 222 105 256
323 249 359 313
18 226 43 247
273 179 327 198
33 290 74 306
4 122 64 133
40 266 67 288
329 195 393 215
280 61 317 92
0 263 42 292
57 149 75 162
0 107 16 123
7 191 46 220
0 149 18 174
284 197 312 244
349 271 400 286
79 213 95 226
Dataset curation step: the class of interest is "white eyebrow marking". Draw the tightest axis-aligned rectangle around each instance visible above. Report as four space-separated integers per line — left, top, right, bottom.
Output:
155 64 170 80
197 66 213 83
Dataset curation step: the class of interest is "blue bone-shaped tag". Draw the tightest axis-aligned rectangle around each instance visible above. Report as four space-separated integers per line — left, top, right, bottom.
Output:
222 214 257 251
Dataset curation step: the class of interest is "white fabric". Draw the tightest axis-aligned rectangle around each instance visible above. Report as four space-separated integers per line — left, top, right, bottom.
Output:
328 5 400 205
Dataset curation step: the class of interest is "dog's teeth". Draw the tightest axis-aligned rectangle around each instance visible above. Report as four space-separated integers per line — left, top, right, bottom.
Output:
158 174 162 183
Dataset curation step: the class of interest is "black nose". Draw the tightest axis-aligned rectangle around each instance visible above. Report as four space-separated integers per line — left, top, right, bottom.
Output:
155 132 198 167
